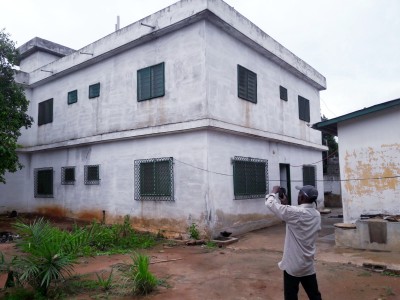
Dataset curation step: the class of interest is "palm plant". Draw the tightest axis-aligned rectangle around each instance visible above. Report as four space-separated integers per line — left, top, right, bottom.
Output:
12 217 91 296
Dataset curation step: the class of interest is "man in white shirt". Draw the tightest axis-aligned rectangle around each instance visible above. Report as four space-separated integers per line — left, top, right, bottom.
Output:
265 185 322 300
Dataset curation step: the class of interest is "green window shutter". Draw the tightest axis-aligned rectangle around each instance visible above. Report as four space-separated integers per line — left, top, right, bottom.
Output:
238 65 247 100
68 90 78 104
35 168 53 197
135 157 174 201
280 86 288 101
298 96 310 122
233 157 267 199
152 63 165 98
89 83 100 98
303 166 316 186
137 63 165 101
237 65 257 103
38 99 53 126
138 67 151 101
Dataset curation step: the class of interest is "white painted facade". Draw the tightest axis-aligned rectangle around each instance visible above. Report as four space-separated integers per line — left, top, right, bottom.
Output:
337 107 400 223
0 0 326 237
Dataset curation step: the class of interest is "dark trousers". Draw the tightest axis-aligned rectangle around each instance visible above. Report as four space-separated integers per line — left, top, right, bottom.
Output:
284 271 322 300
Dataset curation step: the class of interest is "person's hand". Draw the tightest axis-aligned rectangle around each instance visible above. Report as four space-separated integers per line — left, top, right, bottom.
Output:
271 186 280 194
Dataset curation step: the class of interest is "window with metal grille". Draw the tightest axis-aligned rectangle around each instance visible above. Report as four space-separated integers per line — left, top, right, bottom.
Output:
303 165 316 187
137 62 165 101
298 96 310 122
134 157 174 201
280 86 288 101
61 167 75 185
232 156 268 200
38 98 53 126
68 90 78 104
237 65 257 103
89 83 100 98
34 168 53 197
84 165 100 185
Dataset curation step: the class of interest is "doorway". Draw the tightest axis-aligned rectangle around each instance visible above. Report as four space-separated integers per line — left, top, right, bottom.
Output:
279 163 291 205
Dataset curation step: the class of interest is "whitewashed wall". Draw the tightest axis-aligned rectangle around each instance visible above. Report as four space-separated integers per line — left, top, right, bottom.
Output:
338 107 400 222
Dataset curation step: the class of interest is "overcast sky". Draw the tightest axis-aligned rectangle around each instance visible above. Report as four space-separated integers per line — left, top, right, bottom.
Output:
2 0 399 119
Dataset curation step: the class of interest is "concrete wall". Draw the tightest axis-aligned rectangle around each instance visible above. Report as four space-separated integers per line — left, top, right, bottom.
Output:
1 0 327 237
338 107 400 223
19 51 63 73
206 22 322 145
0 129 323 237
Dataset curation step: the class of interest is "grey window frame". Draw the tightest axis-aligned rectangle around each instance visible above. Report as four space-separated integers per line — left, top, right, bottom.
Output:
137 62 165 101
232 156 268 200
303 165 316 187
38 98 53 126
34 168 53 198
237 65 257 103
89 83 100 99
61 166 76 185
84 165 100 185
68 90 78 104
280 86 288 101
298 96 310 122
134 157 174 201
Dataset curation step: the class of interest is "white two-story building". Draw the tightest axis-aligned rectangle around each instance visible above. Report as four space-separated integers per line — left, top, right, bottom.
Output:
1 0 327 237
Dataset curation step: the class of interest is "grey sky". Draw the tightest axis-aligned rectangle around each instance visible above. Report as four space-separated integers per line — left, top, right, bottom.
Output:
2 0 399 119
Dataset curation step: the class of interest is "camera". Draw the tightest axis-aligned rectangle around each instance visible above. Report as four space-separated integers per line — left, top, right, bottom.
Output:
278 187 286 199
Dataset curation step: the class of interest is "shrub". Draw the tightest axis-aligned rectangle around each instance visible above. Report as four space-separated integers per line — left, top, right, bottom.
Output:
188 223 200 240
124 253 157 295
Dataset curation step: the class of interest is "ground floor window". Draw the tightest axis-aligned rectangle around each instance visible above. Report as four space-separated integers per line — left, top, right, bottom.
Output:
34 168 53 198
134 157 174 201
84 165 100 185
303 165 316 187
61 166 76 185
232 156 268 199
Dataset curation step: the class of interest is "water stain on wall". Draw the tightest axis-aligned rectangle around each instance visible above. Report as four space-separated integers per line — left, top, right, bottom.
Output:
344 143 400 197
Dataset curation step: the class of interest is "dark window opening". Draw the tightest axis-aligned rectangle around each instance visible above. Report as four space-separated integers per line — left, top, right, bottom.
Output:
137 62 165 101
303 165 316 187
89 83 100 98
38 98 53 126
237 65 257 103
233 156 268 199
134 157 174 201
68 90 78 104
85 165 100 185
280 86 288 101
34 168 53 197
61 167 75 185
298 96 310 122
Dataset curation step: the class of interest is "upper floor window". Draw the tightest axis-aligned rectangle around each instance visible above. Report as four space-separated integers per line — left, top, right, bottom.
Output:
237 65 257 103
137 62 165 101
89 83 100 99
84 165 100 185
38 98 53 126
134 157 174 201
232 156 267 199
303 165 316 187
34 168 53 198
298 96 310 122
280 86 288 101
61 166 75 185
68 90 78 104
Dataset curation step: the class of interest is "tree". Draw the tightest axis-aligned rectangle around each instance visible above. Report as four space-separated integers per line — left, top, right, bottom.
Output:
321 115 338 156
0 29 33 183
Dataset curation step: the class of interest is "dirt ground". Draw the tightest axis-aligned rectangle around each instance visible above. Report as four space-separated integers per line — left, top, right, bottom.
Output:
0 212 399 300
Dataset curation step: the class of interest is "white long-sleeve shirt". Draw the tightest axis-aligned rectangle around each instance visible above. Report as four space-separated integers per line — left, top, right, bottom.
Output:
265 193 321 277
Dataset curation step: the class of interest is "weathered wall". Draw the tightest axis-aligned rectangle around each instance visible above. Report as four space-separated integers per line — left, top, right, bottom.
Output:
338 107 400 222
206 21 322 145
19 51 63 73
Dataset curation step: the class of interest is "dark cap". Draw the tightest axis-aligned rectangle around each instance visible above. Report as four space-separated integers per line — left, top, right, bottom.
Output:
295 185 318 201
